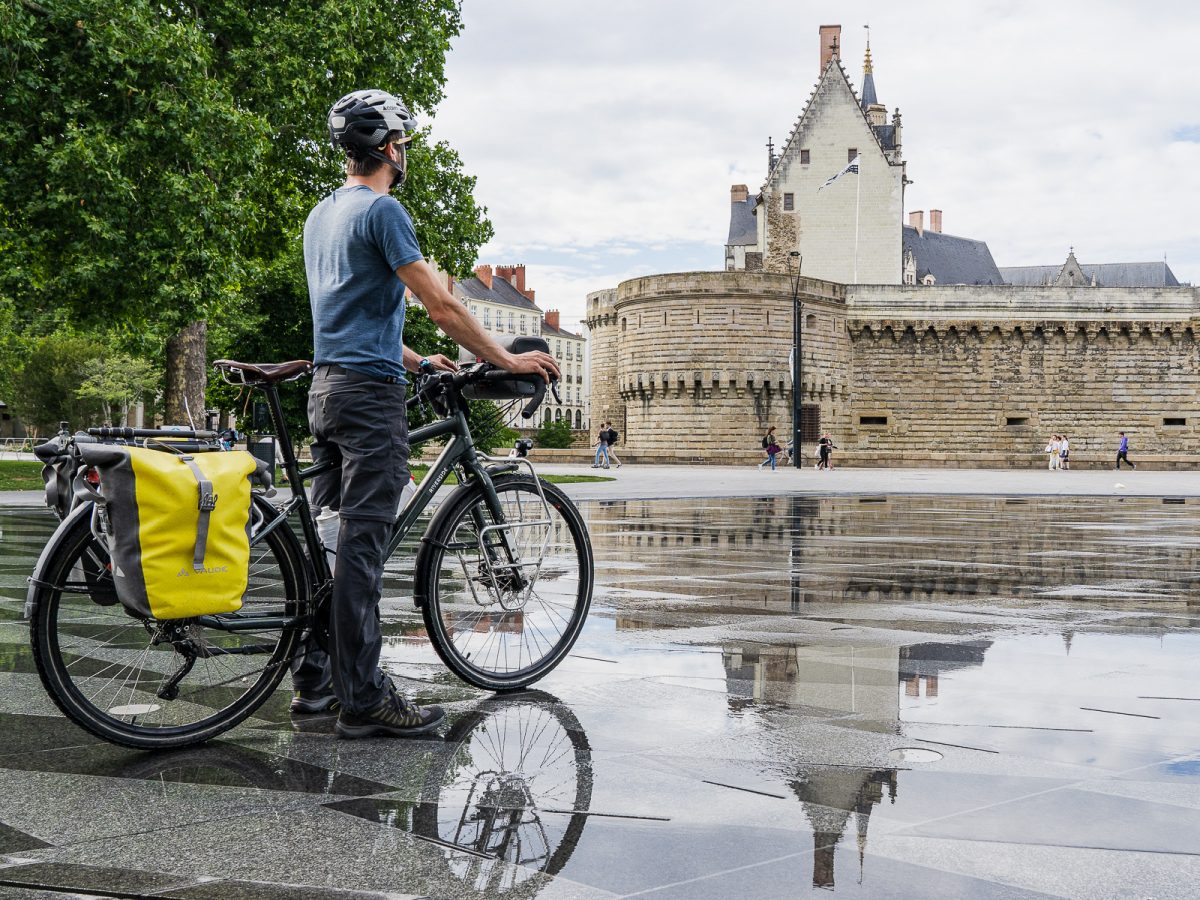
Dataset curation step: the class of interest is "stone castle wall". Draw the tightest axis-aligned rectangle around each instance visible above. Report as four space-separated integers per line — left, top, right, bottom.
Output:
588 273 1200 467
844 285 1200 467
585 288 623 437
603 271 848 463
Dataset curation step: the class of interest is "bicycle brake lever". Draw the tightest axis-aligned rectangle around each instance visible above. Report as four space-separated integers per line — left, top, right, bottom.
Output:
550 379 562 405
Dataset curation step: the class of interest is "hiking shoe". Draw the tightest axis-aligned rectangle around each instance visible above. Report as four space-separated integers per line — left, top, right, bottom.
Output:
335 689 445 739
290 689 340 714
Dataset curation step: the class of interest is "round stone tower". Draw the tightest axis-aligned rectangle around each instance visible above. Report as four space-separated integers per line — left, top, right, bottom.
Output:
585 288 623 435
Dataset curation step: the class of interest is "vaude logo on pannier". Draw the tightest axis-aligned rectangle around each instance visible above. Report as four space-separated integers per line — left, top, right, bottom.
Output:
176 566 230 578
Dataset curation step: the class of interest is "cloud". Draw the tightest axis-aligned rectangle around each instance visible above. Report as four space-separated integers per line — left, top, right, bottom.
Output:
425 0 1199 315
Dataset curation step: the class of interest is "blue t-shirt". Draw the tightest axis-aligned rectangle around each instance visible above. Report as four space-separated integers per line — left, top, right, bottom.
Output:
303 185 423 381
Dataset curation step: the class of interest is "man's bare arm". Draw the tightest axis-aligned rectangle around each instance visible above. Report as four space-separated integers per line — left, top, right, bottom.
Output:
397 259 559 381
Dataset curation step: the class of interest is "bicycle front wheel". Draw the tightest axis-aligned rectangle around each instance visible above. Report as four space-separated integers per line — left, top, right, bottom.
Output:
29 500 308 749
415 475 593 690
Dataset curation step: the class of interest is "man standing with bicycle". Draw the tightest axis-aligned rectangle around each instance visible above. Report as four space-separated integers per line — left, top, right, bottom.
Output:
294 89 559 738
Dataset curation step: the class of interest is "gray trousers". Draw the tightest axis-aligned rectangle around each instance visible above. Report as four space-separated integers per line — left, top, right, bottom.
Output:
292 366 409 713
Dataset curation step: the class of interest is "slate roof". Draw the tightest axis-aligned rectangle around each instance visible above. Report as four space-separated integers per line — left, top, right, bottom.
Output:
903 225 1003 285
998 261 1183 288
860 72 878 109
727 197 758 246
456 275 542 311
872 124 897 151
542 319 583 340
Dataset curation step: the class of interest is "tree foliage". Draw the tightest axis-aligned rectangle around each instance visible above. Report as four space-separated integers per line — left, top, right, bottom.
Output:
535 417 575 449
9 332 105 435
76 352 157 426
1 0 492 419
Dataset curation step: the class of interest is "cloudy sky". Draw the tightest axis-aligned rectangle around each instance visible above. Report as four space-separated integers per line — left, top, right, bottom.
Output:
425 1 1200 330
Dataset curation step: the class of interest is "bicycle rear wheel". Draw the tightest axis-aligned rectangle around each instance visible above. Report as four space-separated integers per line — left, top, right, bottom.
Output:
29 500 308 749
414 475 592 690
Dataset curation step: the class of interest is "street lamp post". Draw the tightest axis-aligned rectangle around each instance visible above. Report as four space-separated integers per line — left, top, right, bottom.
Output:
789 251 803 468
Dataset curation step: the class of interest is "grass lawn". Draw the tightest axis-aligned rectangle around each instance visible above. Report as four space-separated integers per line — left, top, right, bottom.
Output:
0 461 44 491
1 459 613 493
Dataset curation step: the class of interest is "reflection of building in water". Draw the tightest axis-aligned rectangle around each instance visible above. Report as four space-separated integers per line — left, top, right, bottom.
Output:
899 640 989 698
589 496 1200 611
792 768 897 889
446 610 526 634
722 638 988 888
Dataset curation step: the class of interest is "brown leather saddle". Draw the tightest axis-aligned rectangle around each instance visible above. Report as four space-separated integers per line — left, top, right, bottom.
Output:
213 359 313 385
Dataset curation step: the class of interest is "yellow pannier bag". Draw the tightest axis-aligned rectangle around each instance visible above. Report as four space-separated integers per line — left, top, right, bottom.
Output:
77 444 264 620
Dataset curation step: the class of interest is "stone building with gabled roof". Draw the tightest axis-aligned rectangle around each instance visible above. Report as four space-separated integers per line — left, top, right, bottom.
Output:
728 26 906 283
588 24 1199 468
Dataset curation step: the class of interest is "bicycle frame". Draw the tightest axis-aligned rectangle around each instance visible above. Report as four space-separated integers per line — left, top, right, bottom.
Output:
244 378 527 607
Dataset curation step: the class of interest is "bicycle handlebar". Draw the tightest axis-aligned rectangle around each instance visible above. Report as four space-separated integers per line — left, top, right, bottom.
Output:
407 364 558 420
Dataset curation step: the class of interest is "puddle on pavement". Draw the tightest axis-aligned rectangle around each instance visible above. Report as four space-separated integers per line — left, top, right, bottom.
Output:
5 496 1200 896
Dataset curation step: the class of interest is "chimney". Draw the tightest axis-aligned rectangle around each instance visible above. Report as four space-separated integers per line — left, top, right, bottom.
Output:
546 310 560 331
819 25 841 73
524 289 535 302
929 209 943 233
446 273 454 293
494 264 527 294
730 184 749 203
908 210 923 236
473 264 493 289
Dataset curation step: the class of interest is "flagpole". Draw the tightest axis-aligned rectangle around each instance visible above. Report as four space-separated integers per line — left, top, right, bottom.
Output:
853 160 861 283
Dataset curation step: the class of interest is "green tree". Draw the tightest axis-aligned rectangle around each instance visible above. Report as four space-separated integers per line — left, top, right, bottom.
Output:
535 417 575 449
9 332 105 435
1 0 490 423
76 353 157 426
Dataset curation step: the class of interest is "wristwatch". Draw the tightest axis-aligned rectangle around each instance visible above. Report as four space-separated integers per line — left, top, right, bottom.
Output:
419 357 433 372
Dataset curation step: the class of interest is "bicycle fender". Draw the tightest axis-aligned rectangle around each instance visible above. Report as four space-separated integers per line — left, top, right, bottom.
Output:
24 501 94 620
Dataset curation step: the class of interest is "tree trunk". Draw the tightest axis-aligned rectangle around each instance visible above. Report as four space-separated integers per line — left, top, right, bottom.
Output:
164 320 207 427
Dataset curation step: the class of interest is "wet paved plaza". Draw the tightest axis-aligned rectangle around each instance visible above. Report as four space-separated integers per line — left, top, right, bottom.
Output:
3 493 1200 898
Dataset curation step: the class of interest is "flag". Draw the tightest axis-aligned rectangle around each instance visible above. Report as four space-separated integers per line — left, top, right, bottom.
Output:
818 155 860 191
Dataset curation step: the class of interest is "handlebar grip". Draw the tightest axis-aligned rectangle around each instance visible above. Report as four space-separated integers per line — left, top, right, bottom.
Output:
520 380 548 419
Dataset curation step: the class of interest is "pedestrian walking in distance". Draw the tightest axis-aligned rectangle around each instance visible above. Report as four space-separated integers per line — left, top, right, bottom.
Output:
592 426 610 469
1115 431 1136 470
759 426 781 470
1059 434 1070 471
603 421 622 468
1045 434 1061 471
816 432 836 470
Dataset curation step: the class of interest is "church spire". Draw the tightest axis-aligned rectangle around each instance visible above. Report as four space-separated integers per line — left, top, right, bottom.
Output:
859 26 886 126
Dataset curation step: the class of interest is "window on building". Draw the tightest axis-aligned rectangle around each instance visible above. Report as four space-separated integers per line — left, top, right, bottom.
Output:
555 409 562 422
531 319 539 335
800 149 810 164
574 410 582 429
544 408 552 425
576 388 581 404
469 304 477 316
576 344 582 360
483 308 491 327
860 415 888 426
1005 417 1030 427
520 316 527 334
783 193 794 211
1164 417 1188 426
805 313 816 329
508 311 515 332
555 340 562 357
848 147 858 162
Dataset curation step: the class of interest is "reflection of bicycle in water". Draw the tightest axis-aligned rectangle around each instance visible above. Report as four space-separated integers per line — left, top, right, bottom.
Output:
415 692 591 895
118 691 592 897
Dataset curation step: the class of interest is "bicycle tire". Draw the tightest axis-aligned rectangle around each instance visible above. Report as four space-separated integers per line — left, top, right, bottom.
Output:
29 498 309 750
414 475 592 690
